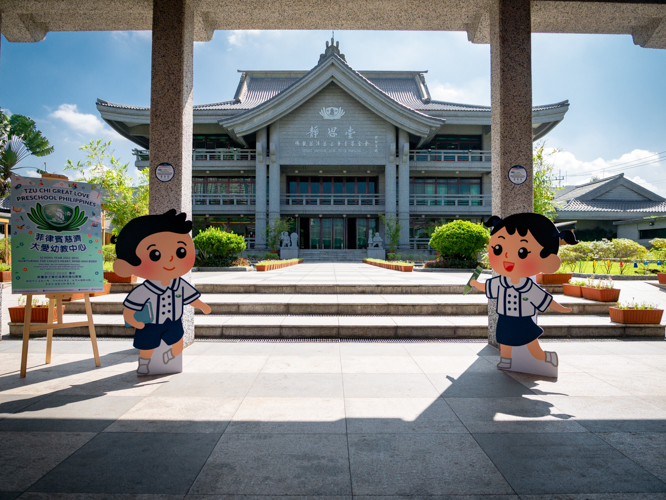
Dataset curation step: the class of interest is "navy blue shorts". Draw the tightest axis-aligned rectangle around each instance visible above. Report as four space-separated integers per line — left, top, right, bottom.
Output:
133 319 184 350
496 314 543 347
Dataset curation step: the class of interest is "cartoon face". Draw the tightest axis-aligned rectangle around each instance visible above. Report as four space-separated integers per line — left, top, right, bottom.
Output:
488 227 561 280
121 231 196 282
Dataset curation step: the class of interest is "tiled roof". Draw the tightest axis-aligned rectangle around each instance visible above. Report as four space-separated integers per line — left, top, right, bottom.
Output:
97 69 569 114
554 174 622 202
0 196 10 213
558 199 666 213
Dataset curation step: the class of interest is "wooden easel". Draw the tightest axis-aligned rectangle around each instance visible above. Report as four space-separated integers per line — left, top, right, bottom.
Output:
20 292 100 377
18 172 101 377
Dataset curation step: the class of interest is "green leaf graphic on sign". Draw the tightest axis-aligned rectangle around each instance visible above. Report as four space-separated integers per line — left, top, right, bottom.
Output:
27 203 89 232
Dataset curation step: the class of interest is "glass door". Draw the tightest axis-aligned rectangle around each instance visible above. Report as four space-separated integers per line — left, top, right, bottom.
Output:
357 218 368 248
322 219 332 249
333 219 344 249
310 218 320 249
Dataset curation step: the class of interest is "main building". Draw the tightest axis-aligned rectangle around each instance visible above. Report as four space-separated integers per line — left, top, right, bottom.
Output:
97 38 569 255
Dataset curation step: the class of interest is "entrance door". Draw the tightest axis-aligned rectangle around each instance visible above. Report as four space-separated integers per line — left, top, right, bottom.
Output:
308 218 346 249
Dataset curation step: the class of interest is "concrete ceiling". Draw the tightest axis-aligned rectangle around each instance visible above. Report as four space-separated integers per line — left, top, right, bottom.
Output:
1 0 665 49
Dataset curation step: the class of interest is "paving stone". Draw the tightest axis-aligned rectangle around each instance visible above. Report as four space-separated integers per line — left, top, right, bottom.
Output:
0 395 142 433
104 396 243 433
19 494 184 499
189 433 351 496
348 433 512 496
247 373 343 398
342 373 440 399
506 371 632 397
429 371 535 398
474 432 666 495
30 432 220 494
150 373 256 398
446 396 587 434
598 432 666 483
184 355 268 373
0 431 95 491
227 397 346 434
260 355 341 373
540 395 666 432
345 397 467 434
340 355 423 374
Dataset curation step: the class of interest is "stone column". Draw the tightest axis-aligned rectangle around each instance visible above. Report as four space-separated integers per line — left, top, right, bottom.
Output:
488 0 534 347
398 129 410 250
384 162 396 217
268 157 281 236
149 0 195 347
255 127 268 250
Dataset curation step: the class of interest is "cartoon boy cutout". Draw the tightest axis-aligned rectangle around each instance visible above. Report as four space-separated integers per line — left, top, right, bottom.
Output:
470 213 578 373
113 210 211 375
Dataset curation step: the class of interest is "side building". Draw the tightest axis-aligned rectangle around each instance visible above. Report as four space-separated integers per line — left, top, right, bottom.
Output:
97 38 569 255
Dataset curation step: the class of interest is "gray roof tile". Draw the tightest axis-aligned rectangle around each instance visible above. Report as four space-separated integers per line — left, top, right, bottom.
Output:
559 199 666 213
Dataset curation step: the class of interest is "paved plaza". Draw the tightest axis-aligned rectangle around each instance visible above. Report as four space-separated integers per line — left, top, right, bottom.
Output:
1 336 666 498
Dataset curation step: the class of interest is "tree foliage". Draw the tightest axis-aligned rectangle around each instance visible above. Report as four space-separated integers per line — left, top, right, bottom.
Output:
193 226 246 267
533 141 559 220
0 112 54 196
429 220 489 259
64 140 148 235
379 214 401 253
265 216 295 253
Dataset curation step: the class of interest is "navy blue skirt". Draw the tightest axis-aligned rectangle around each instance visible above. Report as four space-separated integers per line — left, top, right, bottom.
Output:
496 314 543 346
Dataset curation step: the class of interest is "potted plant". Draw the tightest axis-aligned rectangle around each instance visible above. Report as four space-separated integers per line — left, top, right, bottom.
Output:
0 262 11 282
9 296 66 323
536 271 573 285
563 279 587 297
609 299 663 324
581 277 621 302
103 261 136 283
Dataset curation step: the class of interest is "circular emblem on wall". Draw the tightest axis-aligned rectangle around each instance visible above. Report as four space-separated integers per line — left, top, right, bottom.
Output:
155 163 175 182
508 165 528 185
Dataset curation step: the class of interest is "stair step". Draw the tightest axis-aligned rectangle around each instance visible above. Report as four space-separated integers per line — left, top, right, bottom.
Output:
63 293 613 316
10 314 664 339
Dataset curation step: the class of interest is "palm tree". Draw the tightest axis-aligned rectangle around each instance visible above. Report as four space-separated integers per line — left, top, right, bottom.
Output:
0 112 54 196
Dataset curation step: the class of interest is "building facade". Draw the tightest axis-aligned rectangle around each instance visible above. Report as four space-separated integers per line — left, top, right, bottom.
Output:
97 39 569 253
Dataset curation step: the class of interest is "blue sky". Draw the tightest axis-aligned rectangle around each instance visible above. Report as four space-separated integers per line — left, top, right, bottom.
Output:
1 30 665 193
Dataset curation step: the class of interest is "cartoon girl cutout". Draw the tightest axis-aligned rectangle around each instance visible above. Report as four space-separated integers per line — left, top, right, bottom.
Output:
470 213 578 371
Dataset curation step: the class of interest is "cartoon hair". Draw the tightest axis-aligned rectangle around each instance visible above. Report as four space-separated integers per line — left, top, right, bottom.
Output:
113 209 192 266
484 213 577 258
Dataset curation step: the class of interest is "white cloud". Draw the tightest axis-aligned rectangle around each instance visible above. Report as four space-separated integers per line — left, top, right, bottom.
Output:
550 148 666 196
50 104 106 134
227 30 262 48
111 31 151 42
429 79 490 106
1 108 11 117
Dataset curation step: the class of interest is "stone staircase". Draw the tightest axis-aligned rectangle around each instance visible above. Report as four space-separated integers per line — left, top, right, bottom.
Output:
10 282 665 340
298 249 367 262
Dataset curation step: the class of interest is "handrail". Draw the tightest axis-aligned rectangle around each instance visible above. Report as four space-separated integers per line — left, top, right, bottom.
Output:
193 193 257 206
409 237 432 250
133 148 257 161
409 150 491 162
282 193 384 206
409 194 490 206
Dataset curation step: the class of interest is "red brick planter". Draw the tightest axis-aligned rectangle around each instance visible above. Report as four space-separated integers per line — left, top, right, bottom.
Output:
658 273 666 285
363 260 413 272
104 271 137 283
9 305 66 323
0 271 11 282
609 307 663 324
562 283 583 297
255 259 302 272
581 286 620 302
536 273 572 285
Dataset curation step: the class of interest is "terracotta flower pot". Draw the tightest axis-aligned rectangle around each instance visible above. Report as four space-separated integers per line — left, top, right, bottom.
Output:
256 264 267 271
658 273 666 285
562 283 583 297
402 265 414 272
536 273 573 285
581 286 621 302
0 271 11 282
609 307 663 324
104 271 137 283
9 305 66 323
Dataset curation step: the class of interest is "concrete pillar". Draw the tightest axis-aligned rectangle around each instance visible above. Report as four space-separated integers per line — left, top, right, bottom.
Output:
148 0 195 348
384 163 396 216
255 127 268 250
488 0 534 347
268 161 281 227
398 129 410 250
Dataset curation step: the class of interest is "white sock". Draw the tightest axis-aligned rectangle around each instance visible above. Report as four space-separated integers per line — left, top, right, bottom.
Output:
163 348 175 365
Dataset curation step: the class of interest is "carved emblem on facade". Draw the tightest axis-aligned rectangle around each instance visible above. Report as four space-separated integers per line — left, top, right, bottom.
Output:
319 107 345 120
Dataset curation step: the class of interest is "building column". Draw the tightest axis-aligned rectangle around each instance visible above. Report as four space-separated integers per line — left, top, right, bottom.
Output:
255 127 268 250
268 145 281 233
149 0 195 347
488 0 534 347
398 129 410 250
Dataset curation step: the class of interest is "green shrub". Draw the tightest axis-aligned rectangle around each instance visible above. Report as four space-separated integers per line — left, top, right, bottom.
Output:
429 220 489 260
263 252 279 260
0 236 10 263
193 227 247 267
0 262 10 272
612 238 647 261
103 244 117 263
